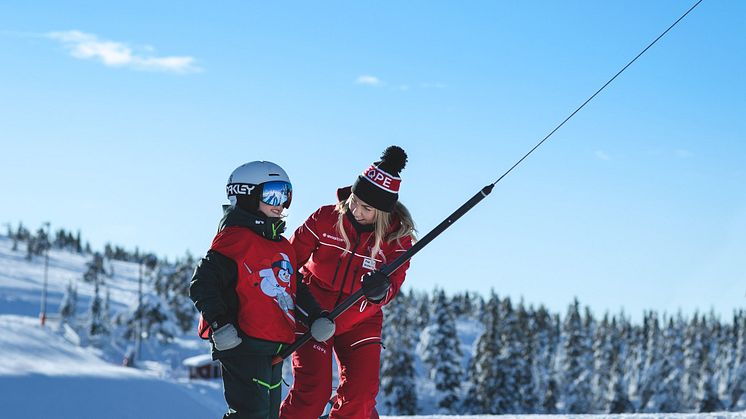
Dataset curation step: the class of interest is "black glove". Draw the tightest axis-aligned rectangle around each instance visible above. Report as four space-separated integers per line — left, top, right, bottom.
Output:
309 311 335 342
361 271 390 303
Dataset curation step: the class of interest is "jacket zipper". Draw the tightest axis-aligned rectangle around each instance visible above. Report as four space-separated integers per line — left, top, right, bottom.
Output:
350 266 360 294
335 237 360 305
330 257 343 287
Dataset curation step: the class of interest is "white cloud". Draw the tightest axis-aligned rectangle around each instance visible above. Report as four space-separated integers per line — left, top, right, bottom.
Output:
355 75 382 86
595 150 610 160
47 30 201 74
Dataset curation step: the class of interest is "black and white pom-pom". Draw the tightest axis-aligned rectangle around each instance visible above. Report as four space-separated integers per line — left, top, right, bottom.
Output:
379 145 407 175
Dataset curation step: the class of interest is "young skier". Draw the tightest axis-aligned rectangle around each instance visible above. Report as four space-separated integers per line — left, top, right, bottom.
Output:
279 146 416 419
190 161 336 419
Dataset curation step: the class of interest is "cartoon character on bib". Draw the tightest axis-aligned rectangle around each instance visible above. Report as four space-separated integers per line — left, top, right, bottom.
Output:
259 252 295 322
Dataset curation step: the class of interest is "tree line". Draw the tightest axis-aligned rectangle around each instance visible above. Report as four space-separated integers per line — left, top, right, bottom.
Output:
380 289 746 415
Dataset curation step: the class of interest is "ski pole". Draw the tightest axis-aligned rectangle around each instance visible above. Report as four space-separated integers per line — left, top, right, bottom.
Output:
272 0 703 365
272 183 495 365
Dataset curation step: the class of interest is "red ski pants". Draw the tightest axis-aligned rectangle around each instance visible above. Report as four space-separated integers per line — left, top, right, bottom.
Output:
280 313 383 419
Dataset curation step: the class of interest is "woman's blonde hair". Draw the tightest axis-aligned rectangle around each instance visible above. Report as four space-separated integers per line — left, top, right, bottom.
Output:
335 194 416 261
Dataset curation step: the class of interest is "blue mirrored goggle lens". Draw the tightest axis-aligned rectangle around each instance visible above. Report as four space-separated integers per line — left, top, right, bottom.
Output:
261 181 292 207
272 259 294 274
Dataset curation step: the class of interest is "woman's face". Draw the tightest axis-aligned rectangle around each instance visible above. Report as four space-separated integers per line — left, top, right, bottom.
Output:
349 194 377 225
258 202 285 218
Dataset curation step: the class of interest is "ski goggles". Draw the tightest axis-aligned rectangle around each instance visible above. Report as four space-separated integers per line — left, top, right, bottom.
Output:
261 181 293 208
271 257 294 275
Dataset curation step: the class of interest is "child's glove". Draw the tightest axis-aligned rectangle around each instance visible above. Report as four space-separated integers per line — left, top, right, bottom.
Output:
211 321 242 351
310 311 336 342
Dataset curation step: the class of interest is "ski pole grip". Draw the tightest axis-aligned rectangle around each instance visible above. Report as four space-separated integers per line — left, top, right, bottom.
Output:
272 288 368 365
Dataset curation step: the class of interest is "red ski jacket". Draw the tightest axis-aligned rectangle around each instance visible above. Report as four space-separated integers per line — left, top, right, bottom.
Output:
191 205 314 347
208 226 298 343
291 188 413 334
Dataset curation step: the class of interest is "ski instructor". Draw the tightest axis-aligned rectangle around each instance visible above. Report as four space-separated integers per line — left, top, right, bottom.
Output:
280 146 416 419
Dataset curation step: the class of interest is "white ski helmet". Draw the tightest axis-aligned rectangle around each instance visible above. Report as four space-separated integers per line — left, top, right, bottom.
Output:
226 161 292 208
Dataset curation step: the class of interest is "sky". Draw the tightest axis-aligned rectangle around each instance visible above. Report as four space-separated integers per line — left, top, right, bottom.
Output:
1 0 744 321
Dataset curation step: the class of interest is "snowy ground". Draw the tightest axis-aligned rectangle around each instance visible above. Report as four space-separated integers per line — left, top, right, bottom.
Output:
1 235 745 418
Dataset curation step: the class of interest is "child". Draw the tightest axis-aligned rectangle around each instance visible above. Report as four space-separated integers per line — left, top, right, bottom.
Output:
190 161 335 419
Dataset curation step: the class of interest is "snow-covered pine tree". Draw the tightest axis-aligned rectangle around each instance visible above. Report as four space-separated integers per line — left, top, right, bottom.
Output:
103 287 112 328
82 252 106 284
490 297 527 413
88 279 108 338
515 301 536 413
559 298 593 413
639 311 663 412
379 291 418 415
59 280 78 324
530 305 559 413
714 314 735 409
418 289 462 413
605 315 634 413
654 315 685 412
592 314 614 412
682 312 704 410
414 291 430 330
464 291 500 413
695 313 725 412
154 254 197 332
731 309 746 410
120 293 180 344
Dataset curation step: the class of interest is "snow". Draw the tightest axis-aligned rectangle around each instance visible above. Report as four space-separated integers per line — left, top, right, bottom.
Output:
1 235 745 418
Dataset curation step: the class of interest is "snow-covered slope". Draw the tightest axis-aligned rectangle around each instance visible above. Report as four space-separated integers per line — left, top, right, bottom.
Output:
0 314 224 418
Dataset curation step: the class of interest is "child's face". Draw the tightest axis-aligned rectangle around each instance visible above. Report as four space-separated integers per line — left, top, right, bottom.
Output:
349 194 377 225
259 202 285 218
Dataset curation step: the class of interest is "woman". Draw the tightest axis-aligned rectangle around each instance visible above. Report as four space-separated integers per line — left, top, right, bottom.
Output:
280 146 416 419
189 161 334 419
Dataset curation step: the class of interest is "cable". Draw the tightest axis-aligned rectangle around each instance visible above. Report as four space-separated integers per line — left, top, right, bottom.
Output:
492 0 705 186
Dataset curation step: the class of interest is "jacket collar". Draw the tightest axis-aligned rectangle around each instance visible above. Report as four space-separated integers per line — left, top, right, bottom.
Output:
219 204 285 241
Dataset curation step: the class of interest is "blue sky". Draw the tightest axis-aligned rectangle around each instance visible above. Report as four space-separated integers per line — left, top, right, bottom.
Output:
1 1 744 320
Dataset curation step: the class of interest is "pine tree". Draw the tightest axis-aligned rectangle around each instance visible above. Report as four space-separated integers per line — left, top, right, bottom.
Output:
59 281 78 324
606 315 634 413
559 298 593 413
531 306 559 413
83 253 106 284
592 314 614 412
418 289 462 413
639 311 663 412
465 292 500 413
696 313 725 412
515 302 536 413
682 313 704 410
379 293 418 415
88 279 108 338
654 315 685 412
120 294 179 344
154 254 197 333
731 310 746 410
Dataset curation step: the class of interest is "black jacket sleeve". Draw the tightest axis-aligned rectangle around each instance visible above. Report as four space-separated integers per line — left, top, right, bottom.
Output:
294 273 323 326
189 250 238 326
